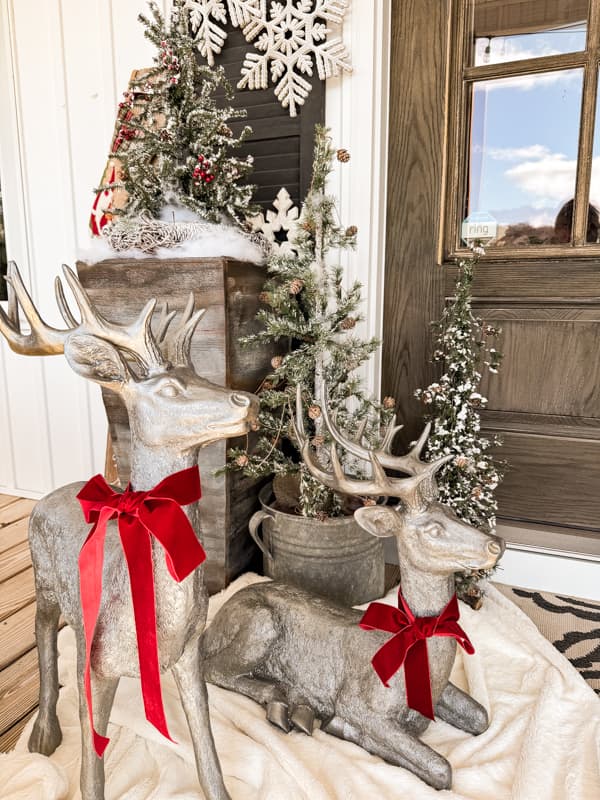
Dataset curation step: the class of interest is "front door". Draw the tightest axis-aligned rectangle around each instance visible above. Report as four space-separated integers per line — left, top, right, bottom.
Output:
383 0 600 539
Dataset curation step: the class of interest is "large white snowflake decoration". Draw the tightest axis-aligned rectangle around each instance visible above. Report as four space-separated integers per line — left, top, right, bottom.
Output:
247 187 300 253
184 0 352 116
183 0 262 65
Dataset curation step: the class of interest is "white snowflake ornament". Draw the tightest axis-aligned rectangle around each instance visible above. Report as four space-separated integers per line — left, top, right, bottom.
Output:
239 0 352 116
184 0 262 65
184 0 352 116
247 187 300 253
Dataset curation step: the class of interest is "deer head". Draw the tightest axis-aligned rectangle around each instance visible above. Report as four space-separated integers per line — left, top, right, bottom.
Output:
293 386 504 578
0 262 258 452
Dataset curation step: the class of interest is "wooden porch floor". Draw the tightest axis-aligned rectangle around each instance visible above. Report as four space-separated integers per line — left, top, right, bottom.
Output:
0 493 38 752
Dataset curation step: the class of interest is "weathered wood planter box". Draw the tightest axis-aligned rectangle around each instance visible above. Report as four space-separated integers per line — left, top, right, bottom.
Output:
76 257 269 593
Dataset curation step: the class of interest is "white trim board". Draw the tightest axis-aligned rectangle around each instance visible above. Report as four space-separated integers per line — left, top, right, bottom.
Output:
494 546 600 603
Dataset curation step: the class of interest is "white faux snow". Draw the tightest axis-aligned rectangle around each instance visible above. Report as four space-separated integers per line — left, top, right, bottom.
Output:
78 223 264 265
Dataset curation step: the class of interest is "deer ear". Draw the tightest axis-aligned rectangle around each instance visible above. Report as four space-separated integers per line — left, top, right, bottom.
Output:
64 334 129 388
354 505 398 538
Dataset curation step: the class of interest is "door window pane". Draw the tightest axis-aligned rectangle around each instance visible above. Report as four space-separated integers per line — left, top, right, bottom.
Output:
472 0 588 66
466 69 584 247
0 183 7 301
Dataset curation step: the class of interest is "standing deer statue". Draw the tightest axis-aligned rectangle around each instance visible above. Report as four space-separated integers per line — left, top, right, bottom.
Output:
202 387 504 790
0 262 259 800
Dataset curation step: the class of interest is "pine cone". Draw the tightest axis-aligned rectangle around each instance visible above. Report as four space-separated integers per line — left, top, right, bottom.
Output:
219 123 233 137
235 454 249 467
271 355 283 369
261 380 273 391
308 405 322 420
301 220 315 233
259 291 271 304
312 435 325 447
315 511 329 522
337 148 351 163
340 317 357 330
345 225 358 237
289 278 304 295
383 396 395 409
362 497 377 507
455 456 470 469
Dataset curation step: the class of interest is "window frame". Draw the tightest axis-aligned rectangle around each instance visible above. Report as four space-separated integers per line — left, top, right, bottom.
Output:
445 0 600 262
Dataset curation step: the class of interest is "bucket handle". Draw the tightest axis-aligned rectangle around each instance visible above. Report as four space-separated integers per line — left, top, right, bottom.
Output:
249 509 274 562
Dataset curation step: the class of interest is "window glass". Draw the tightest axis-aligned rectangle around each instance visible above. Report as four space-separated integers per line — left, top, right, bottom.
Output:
466 69 584 247
0 183 7 301
472 0 588 66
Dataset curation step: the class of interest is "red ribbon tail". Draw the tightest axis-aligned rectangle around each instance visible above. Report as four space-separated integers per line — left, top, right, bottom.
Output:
404 640 435 720
119 517 174 744
79 508 114 757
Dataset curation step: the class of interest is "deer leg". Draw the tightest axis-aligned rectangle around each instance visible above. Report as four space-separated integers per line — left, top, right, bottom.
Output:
172 639 232 800
323 716 452 791
435 681 489 735
75 635 119 800
28 596 62 756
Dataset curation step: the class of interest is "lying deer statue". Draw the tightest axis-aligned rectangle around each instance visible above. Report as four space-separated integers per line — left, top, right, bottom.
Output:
0 262 259 800
202 388 504 790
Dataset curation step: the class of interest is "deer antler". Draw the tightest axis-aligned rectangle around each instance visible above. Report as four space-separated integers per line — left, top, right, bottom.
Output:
0 262 165 374
321 384 432 476
293 385 452 511
154 293 207 367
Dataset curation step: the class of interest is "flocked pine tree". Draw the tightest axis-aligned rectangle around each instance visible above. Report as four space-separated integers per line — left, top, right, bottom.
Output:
227 126 394 519
99 0 255 225
415 249 504 607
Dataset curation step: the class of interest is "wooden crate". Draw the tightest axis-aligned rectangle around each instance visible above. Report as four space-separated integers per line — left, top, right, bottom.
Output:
76 257 269 593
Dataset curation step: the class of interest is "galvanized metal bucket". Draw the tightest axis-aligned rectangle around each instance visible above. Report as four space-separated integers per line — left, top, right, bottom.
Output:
249 484 385 606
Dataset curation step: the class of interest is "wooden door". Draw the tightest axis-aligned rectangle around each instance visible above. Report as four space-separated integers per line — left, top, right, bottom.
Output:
383 0 600 538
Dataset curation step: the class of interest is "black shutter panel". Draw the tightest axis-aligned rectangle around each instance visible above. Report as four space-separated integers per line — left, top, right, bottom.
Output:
196 22 325 212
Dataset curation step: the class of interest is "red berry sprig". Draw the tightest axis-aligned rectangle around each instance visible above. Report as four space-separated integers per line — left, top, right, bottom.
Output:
192 154 216 186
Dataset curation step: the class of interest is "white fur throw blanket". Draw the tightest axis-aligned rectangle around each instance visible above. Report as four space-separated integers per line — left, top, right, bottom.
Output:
2 574 600 799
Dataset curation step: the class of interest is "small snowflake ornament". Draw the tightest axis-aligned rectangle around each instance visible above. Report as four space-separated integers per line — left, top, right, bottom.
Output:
247 187 300 253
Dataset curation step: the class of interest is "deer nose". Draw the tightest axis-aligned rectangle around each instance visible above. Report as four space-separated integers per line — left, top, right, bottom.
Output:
231 392 251 408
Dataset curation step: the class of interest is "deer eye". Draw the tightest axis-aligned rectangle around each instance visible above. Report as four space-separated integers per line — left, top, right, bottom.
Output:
158 382 182 398
423 523 443 538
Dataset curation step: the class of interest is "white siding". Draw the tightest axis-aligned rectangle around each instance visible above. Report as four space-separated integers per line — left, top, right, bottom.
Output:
0 0 168 498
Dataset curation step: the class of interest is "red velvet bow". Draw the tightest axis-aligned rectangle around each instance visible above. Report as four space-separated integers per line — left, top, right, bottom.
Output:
359 590 474 720
76 466 205 757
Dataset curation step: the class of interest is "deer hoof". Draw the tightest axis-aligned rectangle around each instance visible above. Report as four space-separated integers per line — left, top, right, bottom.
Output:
266 700 291 733
28 714 62 756
290 704 315 735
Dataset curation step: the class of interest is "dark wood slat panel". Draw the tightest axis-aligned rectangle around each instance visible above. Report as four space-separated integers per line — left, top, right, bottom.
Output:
0 709 35 753
0 517 28 556
200 19 324 214
494 431 600 530
0 601 36 670
0 647 39 736
382 0 451 447
0 567 35 622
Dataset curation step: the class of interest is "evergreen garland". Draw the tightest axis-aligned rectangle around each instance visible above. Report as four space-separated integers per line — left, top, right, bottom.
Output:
415 249 505 606
227 125 394 519
99 0 255 224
